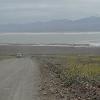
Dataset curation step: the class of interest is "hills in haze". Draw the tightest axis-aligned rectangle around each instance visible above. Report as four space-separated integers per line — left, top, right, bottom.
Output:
0 16 100 32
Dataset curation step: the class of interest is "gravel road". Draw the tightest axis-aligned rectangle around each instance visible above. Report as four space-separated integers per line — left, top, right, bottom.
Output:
0 58 40 100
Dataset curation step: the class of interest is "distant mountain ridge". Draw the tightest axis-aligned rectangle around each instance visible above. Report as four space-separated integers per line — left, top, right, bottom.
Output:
0 16 100 32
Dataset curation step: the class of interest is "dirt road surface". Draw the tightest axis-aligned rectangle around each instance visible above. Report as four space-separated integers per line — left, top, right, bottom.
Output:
0 58 40 100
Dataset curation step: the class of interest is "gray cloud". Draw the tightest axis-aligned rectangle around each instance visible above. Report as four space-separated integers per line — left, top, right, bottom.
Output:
0 0 100 24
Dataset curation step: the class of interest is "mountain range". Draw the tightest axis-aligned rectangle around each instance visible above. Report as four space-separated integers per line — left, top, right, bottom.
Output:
0 16 100 32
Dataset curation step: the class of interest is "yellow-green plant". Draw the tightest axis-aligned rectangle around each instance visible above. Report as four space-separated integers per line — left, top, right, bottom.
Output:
62 55 100 86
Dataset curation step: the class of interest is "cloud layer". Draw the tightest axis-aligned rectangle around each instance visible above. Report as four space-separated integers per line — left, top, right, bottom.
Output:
0 0 100 24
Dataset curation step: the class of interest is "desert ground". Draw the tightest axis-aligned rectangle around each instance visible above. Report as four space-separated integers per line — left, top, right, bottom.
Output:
0 44 100 56
0 44 100 100
0 57 40 100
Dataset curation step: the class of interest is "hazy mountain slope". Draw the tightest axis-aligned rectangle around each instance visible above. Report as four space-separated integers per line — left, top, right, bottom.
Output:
0 16 100 32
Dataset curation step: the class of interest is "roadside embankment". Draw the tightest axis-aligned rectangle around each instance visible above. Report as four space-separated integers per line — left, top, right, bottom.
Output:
36 55 100 100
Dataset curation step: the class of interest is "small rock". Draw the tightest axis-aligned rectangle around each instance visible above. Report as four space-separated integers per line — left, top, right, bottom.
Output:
77 96 81 100
60 92 65 98
49 88 55 93
43 92 47 95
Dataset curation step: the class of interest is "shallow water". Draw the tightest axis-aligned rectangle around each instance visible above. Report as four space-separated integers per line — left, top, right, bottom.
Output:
0 32 100 46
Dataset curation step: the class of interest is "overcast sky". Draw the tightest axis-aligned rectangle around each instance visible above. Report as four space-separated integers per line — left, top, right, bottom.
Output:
0 0 100 24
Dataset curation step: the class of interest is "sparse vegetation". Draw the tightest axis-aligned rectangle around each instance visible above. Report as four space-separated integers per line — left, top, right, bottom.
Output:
38 55 100 100
0 55 14 60
60 55 100 86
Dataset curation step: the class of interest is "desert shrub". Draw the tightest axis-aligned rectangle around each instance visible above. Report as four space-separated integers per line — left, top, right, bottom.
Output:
39 55 100 87
62 56 100 86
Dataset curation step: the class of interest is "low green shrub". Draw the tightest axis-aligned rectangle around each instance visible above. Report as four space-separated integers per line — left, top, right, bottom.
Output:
62 55 100 86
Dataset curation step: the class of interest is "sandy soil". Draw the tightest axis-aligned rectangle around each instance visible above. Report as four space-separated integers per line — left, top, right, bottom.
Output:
38 56 100 100
0 58 40 100
0 44 100 56
0 44 100 100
